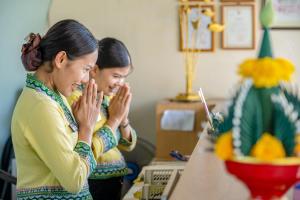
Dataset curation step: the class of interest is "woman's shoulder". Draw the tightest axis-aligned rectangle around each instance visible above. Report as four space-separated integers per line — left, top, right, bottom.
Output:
12 87 62 128
14 87 61 119
22 87 59 107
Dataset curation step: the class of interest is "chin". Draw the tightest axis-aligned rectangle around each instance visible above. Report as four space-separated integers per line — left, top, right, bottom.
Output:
62 90 72 97
104 89 113 96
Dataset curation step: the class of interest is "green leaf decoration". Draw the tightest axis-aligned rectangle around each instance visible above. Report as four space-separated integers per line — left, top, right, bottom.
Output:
257 87 280 132
217 102 234 134
239 87 263 155
273 98 296 156
282 86 300 118
213 88 240 136
260 0 274 28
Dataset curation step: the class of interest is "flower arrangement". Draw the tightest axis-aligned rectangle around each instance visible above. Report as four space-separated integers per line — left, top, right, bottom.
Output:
214 55 297 162
209 1 300 199
212 0 299 164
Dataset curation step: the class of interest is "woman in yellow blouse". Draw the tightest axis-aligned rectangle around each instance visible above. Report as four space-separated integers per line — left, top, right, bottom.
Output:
11 19 102 199
69 37 137 200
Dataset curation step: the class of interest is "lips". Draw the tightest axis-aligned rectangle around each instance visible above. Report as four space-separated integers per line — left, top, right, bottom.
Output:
110 86 119 94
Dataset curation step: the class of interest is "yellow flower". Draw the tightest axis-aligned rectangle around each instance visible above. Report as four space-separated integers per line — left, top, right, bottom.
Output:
215 132 233 160
276 58 295 81
251 133 286 161
239 59 256 77
294 135 300 155
238 57 295 88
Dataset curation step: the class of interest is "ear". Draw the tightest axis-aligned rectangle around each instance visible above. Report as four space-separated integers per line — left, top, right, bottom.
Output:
53 51 68 69
89 65 98 78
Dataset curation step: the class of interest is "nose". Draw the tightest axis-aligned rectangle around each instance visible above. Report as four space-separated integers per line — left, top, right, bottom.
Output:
117 77 125 85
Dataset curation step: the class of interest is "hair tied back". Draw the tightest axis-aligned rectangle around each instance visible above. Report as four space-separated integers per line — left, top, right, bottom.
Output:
21 33 42 71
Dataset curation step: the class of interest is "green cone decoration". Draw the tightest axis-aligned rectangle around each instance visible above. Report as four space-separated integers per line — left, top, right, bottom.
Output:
258 0 274 58
211 0 299 160
258 28 273 58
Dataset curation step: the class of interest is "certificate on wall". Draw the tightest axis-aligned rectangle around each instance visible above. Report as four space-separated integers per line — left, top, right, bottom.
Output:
262 0 300 29
179 5 214 52
221 4 255 50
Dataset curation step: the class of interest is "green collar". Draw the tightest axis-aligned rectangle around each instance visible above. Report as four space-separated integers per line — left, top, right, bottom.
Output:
102 95 110 108
26 74 78 132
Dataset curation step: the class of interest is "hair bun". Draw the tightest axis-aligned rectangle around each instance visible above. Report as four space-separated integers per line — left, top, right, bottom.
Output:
21 33 42 71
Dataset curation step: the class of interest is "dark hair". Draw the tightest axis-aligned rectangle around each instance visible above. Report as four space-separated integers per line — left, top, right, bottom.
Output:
96 37 132 69
21 19 98 71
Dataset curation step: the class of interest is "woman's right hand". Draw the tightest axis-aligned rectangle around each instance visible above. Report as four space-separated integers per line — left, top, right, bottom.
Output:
72 79 103 144
106 84 131 130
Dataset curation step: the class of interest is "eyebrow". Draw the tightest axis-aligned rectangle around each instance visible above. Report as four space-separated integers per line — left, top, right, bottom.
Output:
86 64 94 69
113 72 129 78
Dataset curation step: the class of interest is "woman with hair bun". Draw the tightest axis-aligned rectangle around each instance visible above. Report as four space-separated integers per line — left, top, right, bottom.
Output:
11 19 102 199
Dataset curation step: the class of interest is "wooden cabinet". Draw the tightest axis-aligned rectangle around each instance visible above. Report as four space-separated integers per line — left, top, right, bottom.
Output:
155 99 218 160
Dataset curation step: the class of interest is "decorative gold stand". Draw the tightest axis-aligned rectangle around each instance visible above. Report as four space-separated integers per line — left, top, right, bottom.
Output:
174 0 224 102
175 93 200 101
175 93 200 102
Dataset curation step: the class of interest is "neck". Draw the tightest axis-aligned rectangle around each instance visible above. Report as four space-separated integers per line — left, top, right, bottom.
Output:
34 63 56 91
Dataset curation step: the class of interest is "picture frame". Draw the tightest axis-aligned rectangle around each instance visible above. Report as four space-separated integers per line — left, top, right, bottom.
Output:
179 5 215 52
262 0 300 29
179 0 214 2
221 4 255 50
220 0 254 2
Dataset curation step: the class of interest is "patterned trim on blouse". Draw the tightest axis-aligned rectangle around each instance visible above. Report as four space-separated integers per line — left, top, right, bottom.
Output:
17 183 92 200
96 125 117 153
74 141 96 175
26 73 78 132
89 158 128 180
102 95 110 109
119 128 137 147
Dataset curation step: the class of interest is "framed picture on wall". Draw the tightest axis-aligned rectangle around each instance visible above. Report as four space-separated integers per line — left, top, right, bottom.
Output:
221 4 255 50
220 0 254 2
179 0 215 2
262 0 300 29
179 5 215 52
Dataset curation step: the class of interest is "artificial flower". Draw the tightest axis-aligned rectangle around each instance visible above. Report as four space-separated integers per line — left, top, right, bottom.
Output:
251 133 286 161
294 135 300 155
215 131 233 160
239 57 295 88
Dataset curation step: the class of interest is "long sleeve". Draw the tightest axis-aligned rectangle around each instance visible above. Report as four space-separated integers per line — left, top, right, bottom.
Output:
92 124 137 159
92 125 118 159
118 127 137 151
25 100 96 193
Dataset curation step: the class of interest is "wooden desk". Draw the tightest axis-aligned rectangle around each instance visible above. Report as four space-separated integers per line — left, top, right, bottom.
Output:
155 99 219 160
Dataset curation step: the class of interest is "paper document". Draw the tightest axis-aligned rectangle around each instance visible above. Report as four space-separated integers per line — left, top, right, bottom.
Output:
161 109 195 131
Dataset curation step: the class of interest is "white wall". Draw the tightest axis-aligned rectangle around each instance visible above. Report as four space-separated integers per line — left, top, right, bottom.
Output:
45 0 300 145
0 0 51 163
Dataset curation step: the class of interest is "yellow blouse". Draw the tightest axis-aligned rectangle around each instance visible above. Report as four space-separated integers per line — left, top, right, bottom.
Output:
11 77 96 200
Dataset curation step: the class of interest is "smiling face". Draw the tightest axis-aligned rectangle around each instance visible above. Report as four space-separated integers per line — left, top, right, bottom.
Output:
53 50 98 97
90 65 131 96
